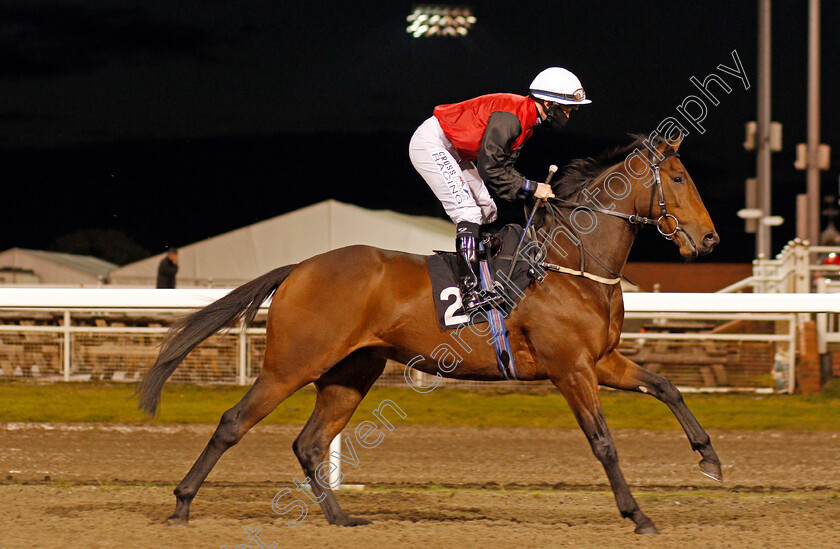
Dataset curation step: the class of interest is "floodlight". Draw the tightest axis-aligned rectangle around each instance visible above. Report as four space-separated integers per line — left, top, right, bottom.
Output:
407 5 475 37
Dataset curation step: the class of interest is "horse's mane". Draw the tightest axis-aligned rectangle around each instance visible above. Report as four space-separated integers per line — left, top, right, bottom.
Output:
552 134 675 200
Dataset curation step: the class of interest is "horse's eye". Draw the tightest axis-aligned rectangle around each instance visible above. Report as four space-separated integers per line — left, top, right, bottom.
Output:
673 176 683 184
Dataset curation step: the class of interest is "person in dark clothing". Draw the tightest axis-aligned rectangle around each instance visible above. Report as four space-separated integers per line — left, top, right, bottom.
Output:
409 67 592 312
156 247 179 289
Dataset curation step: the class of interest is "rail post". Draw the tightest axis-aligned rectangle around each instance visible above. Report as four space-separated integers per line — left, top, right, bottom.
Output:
788 314 797 394
815 277 829 355
63 310 71 382
329 435 342 489
794 242 810 293
238 320 247 386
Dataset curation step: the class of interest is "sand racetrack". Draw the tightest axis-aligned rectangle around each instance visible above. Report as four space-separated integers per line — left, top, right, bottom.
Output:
2 423 839 548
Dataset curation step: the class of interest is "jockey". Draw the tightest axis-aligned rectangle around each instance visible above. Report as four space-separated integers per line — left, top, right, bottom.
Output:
409 67 591 312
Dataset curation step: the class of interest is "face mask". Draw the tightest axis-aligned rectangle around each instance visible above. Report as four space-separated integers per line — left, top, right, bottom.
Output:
543 103 569 131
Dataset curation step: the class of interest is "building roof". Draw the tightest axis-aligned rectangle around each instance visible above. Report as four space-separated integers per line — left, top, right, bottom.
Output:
24 249 118 279
109 200 455 286
0 248 118 285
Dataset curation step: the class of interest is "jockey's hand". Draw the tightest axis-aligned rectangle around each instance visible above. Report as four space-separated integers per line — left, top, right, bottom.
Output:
534 183 555 200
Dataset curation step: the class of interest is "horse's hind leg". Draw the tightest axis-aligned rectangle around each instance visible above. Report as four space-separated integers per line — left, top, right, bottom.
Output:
168 370 307 524
292 349 386 526
551 367 658 535
595 350 722 481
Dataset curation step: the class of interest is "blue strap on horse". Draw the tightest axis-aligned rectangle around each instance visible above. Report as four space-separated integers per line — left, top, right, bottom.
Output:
477 242 517 380
478 165 557 379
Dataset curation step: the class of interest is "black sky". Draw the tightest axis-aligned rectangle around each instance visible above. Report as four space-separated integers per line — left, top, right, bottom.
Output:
1 0 838 263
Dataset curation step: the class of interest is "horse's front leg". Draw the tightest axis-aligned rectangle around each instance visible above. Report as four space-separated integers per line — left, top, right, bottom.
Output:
595 349 722 481
550 363 658 535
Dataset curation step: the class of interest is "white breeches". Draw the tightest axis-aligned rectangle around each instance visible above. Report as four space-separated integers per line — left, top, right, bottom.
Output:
409 116 498 225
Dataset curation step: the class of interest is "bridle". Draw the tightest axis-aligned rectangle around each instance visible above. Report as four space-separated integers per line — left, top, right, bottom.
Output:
529 149 694 284
551 150 682 240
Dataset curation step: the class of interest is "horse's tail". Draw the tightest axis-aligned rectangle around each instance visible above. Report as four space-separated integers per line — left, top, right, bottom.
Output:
136 264 296 416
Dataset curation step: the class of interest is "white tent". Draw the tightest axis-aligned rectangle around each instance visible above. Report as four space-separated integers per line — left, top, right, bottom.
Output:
0 248 117 286
109 200 456 287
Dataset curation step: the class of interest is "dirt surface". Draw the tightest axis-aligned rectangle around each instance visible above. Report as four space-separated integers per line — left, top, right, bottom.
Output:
2 423 839 548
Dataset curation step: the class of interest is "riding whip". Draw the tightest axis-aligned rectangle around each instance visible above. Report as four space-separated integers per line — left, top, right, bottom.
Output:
507 164 558 280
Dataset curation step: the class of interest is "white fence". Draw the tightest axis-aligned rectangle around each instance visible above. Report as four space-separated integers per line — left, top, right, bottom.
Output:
718 240 840 294
714 239 840 364
4 288 840 311
0 289 253 385
1 289 837 393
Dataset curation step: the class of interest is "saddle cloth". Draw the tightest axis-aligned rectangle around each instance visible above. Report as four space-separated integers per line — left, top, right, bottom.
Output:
427 224 536 331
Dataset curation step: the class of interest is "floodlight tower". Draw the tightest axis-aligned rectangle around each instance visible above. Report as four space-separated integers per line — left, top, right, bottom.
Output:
406 5 476 38
806 0 823 244
756 0 772 258
740 0 778 259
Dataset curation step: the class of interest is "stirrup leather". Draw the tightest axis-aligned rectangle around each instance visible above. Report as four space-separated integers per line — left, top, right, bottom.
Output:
456 233 481 311
456 230 505 313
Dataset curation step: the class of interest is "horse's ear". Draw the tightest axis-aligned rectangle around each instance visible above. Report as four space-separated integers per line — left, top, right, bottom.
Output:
670 129 685 151
654 127 685 155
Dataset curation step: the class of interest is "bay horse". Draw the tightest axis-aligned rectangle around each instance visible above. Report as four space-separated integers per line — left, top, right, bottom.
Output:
138 133 722 535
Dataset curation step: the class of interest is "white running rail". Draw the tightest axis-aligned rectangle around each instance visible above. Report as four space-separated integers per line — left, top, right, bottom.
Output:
1 288 840 312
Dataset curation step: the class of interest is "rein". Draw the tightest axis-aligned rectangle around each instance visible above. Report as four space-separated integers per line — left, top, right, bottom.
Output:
530 150 683 286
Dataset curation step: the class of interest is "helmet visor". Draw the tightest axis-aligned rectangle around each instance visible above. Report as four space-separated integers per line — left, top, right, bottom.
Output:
531 87 591 105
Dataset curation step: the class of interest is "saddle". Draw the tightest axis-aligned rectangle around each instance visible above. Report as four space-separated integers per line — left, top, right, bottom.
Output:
427 224 537 380
427 224 537 330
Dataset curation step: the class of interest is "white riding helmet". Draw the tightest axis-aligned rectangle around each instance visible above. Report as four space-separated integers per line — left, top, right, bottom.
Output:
529 67 592 105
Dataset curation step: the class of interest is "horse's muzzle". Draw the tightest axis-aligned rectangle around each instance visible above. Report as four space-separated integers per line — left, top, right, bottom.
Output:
699 231 720 255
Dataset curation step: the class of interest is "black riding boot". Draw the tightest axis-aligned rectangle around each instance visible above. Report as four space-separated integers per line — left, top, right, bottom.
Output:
456 221 482 313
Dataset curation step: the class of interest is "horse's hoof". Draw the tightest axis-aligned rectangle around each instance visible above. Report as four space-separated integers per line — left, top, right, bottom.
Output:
634 521 659 535
699 458 723 482
335 516 372 527
166 516 189 527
